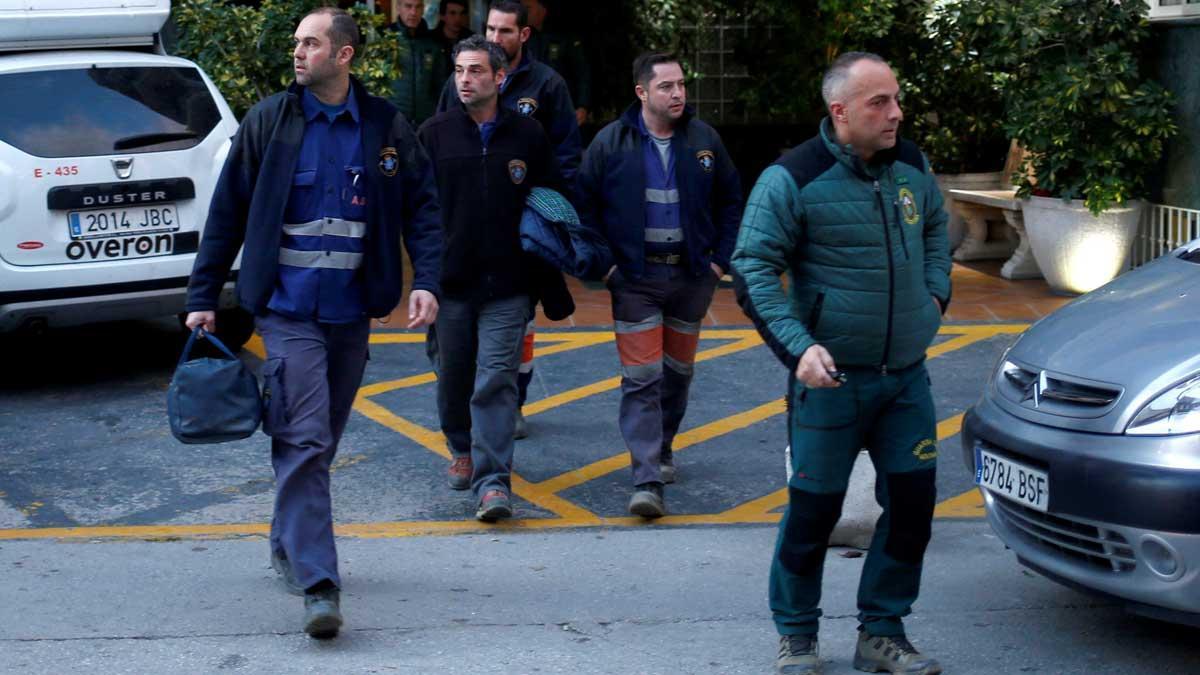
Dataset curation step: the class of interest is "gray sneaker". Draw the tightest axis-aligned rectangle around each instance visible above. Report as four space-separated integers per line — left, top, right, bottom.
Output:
303 588 342 639
660 460 677 484
776 634 821 674
513 410 529 440
270 550 303 596
628 482 665 519
853 631 941 674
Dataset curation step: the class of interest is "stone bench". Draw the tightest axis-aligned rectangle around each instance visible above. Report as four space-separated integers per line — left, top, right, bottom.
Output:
948 188 1043 280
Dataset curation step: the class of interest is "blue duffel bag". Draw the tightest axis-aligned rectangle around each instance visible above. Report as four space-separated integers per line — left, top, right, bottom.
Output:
167 327 262 444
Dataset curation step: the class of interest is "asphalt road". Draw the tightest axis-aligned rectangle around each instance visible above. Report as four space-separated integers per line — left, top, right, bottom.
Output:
1 318 1196 673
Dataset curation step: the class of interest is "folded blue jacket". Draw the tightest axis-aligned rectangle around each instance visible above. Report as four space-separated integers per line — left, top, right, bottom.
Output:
520 187 612 280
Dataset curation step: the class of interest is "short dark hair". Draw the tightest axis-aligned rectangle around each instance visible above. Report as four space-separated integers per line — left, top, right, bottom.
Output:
488 0 528 29
633 52 680 87
439 0 467 15
822 51 889 108
452 33 508 74
303 7 360 63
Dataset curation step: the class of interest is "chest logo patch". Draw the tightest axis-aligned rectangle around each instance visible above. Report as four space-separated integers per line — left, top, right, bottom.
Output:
898 187 920 225
696 150 715 173
379 147 399 177
508 159 527 184
517 97 538 116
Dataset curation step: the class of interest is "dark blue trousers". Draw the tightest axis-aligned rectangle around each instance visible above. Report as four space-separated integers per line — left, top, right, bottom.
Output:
257 311 370 591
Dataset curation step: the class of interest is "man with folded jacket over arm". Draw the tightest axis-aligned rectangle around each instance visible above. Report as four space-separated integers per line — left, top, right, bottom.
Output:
417 34 571 522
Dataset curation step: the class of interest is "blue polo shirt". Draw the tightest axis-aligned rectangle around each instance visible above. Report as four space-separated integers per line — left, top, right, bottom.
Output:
267 86 368 323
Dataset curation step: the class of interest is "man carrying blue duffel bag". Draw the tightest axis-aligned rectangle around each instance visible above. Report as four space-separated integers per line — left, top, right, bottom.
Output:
183 8 441 640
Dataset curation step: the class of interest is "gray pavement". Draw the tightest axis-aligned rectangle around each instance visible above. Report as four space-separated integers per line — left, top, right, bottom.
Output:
3 522 1199 674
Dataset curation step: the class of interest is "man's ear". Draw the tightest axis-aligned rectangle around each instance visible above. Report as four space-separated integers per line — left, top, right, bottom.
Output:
495 67 507 87
519 26 531 43
338 45 355 67
829 101 847 123
634 83 646 102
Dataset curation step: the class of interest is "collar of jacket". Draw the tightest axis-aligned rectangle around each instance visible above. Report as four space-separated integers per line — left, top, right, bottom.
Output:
448 102 520 132
389 20 432 38
285 76 371 116
618 100 694 135
819 116 901 180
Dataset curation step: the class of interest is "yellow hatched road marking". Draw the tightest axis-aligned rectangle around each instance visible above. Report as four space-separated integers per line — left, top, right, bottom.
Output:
0 324 1024 541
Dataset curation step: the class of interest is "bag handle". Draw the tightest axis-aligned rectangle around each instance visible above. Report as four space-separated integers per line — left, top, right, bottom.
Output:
177 327 240 369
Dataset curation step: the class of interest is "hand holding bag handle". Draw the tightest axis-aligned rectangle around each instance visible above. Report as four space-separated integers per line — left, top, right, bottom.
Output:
167 327 263 444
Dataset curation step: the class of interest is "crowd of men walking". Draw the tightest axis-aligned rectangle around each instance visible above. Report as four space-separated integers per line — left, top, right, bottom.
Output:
183 3 950 673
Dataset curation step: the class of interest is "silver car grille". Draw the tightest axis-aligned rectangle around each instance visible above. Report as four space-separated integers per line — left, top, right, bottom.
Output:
999 362 1122 415
993 497 1136 573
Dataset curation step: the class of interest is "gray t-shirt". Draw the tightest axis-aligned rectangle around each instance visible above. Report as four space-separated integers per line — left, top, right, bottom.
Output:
650 134 672 174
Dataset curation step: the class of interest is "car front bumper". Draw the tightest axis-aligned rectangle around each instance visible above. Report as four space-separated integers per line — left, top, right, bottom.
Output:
962 396 1200 619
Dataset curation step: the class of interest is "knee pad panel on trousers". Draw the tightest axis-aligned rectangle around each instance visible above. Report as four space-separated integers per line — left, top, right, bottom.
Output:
778 488 846 576
883 469 936 564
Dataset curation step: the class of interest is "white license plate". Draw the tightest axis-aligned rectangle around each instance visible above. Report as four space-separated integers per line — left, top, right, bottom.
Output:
68 204 179 240
975 446 1049 512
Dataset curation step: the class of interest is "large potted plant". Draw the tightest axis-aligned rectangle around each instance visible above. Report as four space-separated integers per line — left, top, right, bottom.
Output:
963 0 1177 294
902 0 1010 251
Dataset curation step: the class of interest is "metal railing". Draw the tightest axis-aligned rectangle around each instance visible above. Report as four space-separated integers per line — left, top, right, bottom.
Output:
678 21 756 124
1131 203 1200 267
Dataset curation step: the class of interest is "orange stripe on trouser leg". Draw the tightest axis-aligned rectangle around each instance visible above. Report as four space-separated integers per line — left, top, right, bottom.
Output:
616 326 663 366
521 322 535 364
663 326 700 366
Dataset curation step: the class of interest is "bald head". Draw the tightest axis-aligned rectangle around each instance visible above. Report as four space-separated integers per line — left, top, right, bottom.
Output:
823 53 903 162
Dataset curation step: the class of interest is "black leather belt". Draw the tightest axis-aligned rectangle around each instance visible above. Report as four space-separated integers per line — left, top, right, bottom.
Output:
645 254 683 265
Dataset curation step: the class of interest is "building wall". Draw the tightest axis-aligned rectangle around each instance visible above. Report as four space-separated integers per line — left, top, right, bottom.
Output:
1153 24 1200 209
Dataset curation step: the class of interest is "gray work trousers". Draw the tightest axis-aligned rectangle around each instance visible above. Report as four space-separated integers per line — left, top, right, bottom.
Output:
609 264 718 486
435 294 530 499
257 311 370 591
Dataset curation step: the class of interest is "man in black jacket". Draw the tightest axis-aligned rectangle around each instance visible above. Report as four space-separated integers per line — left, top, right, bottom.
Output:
418 34 566 522
436 1 583 439
185 8 441 639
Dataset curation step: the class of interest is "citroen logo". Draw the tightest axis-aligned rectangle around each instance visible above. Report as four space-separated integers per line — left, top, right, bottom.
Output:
111 157 134 180
1021 371 1049 408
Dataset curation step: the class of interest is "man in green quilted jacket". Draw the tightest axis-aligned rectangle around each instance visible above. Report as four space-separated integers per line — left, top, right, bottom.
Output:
732 52 950 675
389 0 449 126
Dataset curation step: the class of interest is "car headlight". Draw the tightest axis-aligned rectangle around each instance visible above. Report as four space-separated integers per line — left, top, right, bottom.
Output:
1127 375 1200 435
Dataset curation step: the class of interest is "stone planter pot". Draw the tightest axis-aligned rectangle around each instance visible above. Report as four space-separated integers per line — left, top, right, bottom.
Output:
1022 196 1145 295
937 171 1005 251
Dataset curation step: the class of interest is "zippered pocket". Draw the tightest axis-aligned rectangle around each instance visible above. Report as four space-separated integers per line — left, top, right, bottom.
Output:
807 290 826 334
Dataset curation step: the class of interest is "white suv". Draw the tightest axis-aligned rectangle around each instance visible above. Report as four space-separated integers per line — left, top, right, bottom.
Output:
0 1 247 344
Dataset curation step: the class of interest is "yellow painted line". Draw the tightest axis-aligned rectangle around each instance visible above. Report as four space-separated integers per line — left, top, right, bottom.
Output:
934 488 986 519
535 398 785 494
524 331 762 417
352 397 599 522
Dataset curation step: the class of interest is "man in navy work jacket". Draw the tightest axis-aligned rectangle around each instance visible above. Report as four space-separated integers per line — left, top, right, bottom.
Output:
418 34 566 522
435 1 583 436
184 8 441 640
576 52 743 518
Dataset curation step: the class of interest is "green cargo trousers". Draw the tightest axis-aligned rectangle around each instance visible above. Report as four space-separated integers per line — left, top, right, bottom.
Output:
770 361 938 638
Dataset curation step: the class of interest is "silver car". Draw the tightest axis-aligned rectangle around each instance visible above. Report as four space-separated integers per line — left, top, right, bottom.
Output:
962 244 1200 626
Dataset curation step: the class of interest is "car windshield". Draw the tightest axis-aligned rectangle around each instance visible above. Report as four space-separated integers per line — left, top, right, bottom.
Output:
1179 247 1200 263
0 65 221 158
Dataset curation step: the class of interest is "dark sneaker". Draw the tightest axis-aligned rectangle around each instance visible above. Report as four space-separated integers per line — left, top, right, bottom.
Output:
447 455 472 491
270 550 303 596
476 489 512 522
303 587 342 639
628 482 665 519
777 634 821 674
853 631 942 674
513 410 529 439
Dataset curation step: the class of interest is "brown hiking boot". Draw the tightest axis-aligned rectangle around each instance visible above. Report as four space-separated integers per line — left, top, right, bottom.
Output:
776 634 821 674
853 631 942 674
447 455 472 490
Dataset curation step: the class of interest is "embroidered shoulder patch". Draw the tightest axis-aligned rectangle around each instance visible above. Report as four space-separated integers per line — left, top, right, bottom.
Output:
696 150 715 173
379 147 399 177
508 159 527 184
516 97 538 116
898 187 920 225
